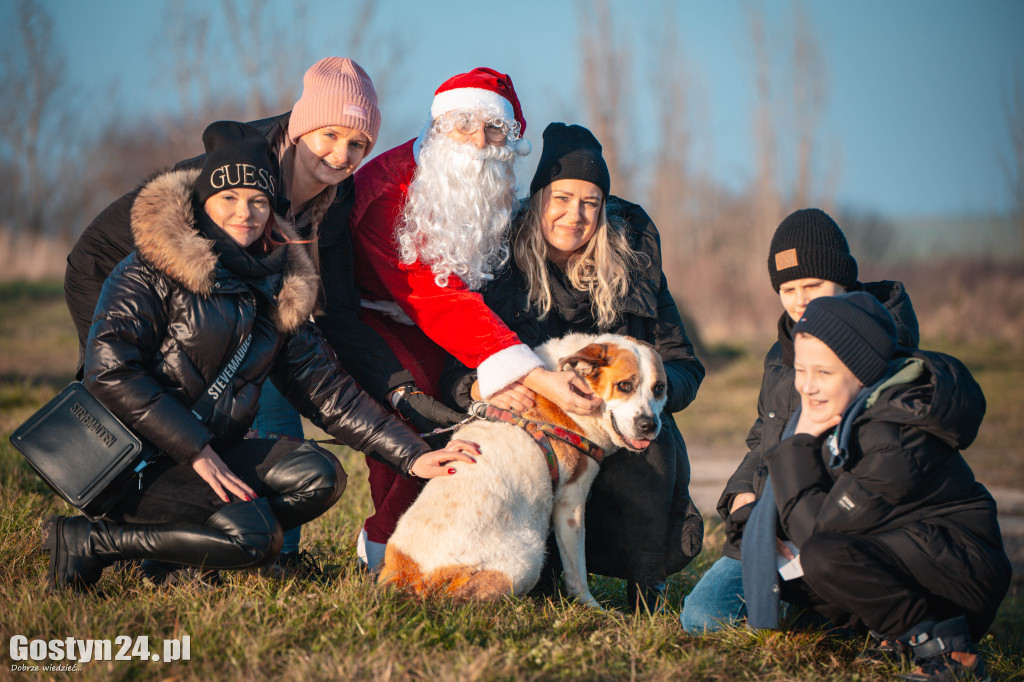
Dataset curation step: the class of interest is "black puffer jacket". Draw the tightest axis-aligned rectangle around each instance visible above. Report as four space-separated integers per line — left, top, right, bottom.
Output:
67 113 413 401
718 280 919 559
767 350 1008 584
83 168 429 474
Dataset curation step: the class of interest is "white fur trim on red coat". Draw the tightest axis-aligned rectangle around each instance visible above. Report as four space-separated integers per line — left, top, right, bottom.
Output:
475 343 544 399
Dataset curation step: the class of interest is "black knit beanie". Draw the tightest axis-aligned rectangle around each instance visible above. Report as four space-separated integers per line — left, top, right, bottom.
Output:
792 291 898 386
529 122 610 198
194 121 278 207
768 208 858 292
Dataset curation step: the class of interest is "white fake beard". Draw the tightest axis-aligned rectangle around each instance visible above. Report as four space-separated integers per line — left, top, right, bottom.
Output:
397 133 517 290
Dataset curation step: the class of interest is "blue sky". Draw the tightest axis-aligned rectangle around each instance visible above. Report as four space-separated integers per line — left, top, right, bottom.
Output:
14 0 1024 219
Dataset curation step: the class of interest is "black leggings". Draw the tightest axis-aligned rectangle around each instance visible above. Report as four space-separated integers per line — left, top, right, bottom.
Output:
93 439 346 569
110 438 344 526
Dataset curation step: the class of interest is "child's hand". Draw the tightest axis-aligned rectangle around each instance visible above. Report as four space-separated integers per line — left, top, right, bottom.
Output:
794 409 842 437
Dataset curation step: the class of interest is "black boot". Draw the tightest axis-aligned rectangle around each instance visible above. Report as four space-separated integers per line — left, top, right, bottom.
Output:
899 616 988 682
626 550 668 613
42 499 283 592
262 444 345 530
41 516 107 592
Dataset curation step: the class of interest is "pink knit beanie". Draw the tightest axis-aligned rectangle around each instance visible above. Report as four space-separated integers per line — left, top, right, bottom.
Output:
288 57 381 155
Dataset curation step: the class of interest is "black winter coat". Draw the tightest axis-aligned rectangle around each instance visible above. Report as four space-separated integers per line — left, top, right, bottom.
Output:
83 168 429 474
67 113 413 403
440 197 706 579
718 280 920 559
766 350 1008 590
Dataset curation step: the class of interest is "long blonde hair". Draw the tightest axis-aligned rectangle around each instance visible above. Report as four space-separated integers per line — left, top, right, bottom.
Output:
513 192 645 329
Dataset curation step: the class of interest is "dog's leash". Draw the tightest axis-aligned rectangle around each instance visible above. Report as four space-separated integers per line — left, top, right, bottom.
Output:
244 413 478 445
467 402 606 492
244 402 605 492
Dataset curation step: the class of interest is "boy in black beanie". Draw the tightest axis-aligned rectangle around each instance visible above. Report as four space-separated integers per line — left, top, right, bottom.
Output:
759 293 1008 681
682 208 919 635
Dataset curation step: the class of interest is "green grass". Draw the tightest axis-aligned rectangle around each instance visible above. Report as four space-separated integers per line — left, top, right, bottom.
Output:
2 282 1022 679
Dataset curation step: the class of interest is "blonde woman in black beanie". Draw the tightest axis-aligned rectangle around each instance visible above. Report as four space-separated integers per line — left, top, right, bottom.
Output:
440 122 706 611
750 293 1008 681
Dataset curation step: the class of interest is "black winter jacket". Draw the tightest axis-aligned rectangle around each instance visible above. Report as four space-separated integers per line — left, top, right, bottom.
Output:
441 197 705 412
83 168 429 474
766 350 1007 581
67 113 413 402
718 280 920 559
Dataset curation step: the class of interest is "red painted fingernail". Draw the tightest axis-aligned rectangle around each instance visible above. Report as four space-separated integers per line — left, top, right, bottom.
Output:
448 468 457 475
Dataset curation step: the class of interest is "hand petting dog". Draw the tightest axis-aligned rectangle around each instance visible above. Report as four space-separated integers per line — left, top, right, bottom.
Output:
409 439 479 479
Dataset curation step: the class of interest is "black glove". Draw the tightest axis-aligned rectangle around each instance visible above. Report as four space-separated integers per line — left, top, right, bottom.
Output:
391 385 464 434
724 500 754 547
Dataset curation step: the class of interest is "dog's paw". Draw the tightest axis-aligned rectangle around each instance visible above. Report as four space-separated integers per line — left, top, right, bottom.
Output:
574 591 604 610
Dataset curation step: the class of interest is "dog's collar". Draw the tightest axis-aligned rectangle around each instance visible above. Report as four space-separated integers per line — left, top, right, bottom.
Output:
469 402 606 491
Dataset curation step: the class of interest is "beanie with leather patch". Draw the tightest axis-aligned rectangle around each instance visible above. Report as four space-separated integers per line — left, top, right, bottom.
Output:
768 208 858 292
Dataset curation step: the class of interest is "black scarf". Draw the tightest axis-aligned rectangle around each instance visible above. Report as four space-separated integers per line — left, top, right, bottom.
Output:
546 260 598 332
194 200 289 303
778 312 796 368
195 203 287 276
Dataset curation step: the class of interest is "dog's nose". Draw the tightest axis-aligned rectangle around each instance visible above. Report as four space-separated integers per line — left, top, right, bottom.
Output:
634 414 658 437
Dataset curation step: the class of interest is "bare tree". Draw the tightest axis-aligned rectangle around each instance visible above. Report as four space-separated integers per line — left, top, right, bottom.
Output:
0 0 78 237
1004 66 1024 253
577 0 635 199
788 1 823 209
747 1 782 294
161 0 214 136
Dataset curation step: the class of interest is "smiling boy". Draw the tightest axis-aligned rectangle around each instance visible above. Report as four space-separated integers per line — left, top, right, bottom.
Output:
759 293 1010 681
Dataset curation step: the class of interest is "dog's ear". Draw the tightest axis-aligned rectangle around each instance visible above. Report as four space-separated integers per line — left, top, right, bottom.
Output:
558 343 611 377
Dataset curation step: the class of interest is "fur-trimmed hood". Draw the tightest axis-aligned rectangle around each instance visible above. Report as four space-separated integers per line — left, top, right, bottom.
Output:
130 168 318 333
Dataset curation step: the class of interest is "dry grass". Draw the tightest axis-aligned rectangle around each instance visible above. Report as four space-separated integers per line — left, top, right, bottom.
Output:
0 228 72 283
1 280 1022 680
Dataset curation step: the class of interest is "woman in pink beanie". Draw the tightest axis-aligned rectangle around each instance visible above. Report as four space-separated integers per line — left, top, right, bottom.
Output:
64 57 464 581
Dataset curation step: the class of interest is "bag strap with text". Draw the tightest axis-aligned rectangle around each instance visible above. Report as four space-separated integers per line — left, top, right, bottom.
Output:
189 332 253 423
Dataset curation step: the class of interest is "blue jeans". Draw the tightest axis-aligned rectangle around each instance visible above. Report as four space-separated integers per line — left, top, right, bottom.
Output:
680 556 747 633
253 381 304 553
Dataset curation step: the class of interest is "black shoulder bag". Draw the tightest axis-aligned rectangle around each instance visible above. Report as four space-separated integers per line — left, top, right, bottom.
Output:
10 333 253 521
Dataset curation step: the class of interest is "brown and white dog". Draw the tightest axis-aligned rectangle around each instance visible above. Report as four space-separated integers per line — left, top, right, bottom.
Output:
378 333 668 605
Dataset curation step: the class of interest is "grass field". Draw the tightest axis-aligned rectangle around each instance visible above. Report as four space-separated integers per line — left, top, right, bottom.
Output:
2 281 1022 680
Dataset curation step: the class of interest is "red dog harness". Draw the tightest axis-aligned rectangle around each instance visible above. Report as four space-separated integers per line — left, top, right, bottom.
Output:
469 402 605 491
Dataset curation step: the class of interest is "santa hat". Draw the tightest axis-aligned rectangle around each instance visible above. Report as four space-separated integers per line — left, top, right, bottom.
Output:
430 67 531 155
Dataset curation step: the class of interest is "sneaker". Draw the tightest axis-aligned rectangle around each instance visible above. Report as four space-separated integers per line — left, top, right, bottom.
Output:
900 616 989 682
261 550 324 580
900 650 989 681
857 637 910 664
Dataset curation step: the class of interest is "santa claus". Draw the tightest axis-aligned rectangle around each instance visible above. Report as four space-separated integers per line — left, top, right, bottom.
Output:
350 68 602 568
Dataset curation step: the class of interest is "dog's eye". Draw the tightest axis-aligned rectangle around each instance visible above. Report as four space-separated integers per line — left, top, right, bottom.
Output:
652 382 665 397
616 380 634 394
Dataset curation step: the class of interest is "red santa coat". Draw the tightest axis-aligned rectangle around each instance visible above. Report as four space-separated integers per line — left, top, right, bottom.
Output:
350 138 542 398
